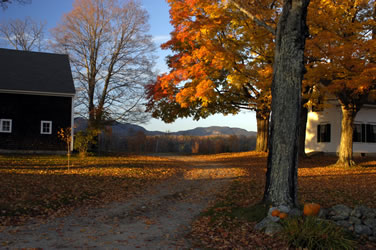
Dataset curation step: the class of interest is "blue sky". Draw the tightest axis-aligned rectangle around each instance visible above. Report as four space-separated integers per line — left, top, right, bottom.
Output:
1 0 256 132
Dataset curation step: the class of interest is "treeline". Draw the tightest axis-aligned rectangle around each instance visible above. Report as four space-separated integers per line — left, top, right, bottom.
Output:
96 132 256 154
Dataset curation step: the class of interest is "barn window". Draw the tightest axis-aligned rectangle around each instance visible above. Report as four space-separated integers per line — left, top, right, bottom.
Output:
317 124 330 143
41 121 52 134
0 119 12 133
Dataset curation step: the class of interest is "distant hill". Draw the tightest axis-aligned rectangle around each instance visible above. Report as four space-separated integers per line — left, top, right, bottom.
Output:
74 118 256 137
172 126 256 137
75 117 152 136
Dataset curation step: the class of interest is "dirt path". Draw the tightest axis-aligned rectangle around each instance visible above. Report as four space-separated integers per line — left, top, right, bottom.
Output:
0 156 246 249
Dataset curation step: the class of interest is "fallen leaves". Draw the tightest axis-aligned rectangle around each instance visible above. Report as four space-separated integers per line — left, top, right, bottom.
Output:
189 151 376 249
2 151 376 248
0 154 182 226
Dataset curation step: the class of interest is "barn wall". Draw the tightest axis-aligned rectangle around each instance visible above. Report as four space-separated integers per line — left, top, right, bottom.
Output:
0 93 72 151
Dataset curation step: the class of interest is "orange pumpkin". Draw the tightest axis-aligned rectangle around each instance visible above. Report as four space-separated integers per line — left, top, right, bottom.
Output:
303 203 321 216
271 209 280 217
279 212 288 219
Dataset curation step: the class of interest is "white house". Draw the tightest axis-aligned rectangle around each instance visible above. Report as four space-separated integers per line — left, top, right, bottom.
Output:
305 100 376 155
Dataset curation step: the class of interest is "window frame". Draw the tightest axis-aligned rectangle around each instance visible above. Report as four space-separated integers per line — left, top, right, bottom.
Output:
353 123 366 143
40 120 52 135
366 124 376 143
0 119 12 133
317 123 331 143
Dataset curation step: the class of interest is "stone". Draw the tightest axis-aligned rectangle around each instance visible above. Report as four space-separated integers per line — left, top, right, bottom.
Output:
351 205 366 218
335 220 353 231
318 208 328 219
269 215 281 222
364 209 376 220
277 205 291 214
330 204 352 220
289 208 303 218
355 224 373 236
368 236 376 242
349 216 362 225
255 217 277 231
363 218 376 229
264 222 283 236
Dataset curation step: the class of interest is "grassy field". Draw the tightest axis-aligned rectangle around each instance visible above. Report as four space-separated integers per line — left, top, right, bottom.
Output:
190 152 376 249
2 151 376 248
201 151 376 208
0 154 183 226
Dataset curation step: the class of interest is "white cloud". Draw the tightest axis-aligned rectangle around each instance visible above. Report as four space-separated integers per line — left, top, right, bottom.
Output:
152 35 170 44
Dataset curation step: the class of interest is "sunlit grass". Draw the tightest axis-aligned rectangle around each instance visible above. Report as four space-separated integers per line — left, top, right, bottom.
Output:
2 151 376 227
0 154 183 225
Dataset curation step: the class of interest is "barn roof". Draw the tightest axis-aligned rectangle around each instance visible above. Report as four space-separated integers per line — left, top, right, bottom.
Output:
0 48 75 96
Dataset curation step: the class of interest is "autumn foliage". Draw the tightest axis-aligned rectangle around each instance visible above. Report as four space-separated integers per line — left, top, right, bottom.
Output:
148 0 376 160
146 0 274 129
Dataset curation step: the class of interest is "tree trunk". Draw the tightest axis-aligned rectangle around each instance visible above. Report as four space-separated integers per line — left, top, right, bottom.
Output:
336 103 358 167
263 0 310 208
299 102 308 157
255 110 270 152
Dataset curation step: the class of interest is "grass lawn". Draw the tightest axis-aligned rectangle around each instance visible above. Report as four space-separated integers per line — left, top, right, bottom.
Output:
0 154 183 226
190 151 376 249
2 151 376 248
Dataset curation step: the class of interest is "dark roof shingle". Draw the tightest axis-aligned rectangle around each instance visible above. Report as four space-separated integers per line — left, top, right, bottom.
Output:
0 48 75 95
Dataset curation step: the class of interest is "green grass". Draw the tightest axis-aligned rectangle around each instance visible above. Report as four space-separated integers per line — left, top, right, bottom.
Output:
281 216 356 250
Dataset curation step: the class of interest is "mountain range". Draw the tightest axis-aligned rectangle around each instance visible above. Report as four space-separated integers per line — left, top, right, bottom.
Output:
74 117 257 137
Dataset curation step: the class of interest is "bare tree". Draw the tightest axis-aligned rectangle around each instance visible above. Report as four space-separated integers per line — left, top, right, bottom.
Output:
0 16 46 51
0 0 31 10
51 0 156 128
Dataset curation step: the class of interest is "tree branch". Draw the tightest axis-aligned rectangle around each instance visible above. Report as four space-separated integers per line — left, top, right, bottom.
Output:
230 1 276 35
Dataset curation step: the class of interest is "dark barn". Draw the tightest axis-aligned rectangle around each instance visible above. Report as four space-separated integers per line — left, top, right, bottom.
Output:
0 48 75 153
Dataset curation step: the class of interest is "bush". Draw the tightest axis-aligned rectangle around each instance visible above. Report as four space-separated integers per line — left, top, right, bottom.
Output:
74 128 99 157
281 216 356 250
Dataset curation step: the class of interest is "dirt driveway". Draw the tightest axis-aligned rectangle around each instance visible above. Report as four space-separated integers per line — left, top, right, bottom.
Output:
0 155 247 249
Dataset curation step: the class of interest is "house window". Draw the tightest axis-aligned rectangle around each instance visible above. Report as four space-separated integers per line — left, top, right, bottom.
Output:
353 124 366 143
41 121 52 134
366 124 376 143
317 124 330 143
0 119 12 133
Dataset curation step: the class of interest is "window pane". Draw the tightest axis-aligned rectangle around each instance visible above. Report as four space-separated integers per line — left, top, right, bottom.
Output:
367 124 376 143
317 124 330 143
41 121 52 134
353 124 362 142
1 120 11 132
3 121 9 130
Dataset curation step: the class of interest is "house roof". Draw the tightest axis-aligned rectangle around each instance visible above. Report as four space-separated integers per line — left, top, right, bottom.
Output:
0 48 75 96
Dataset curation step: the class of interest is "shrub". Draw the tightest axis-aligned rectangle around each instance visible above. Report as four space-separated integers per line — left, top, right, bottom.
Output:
281 216 356 250
74 128 99 157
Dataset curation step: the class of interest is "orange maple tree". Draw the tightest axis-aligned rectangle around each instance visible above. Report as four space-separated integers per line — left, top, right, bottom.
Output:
146 0 278 152
305 0 376 167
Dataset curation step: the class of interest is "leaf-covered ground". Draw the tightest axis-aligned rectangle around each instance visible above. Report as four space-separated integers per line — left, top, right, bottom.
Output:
0 154 247 249
0 154 183 226
190 152 376 249
2 152 376 248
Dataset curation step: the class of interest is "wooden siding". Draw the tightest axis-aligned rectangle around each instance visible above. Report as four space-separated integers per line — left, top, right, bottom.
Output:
0 93 72 151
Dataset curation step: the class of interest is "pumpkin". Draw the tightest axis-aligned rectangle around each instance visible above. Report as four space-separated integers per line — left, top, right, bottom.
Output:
303 203 321 216
271 209 280 217
279 212 288 219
